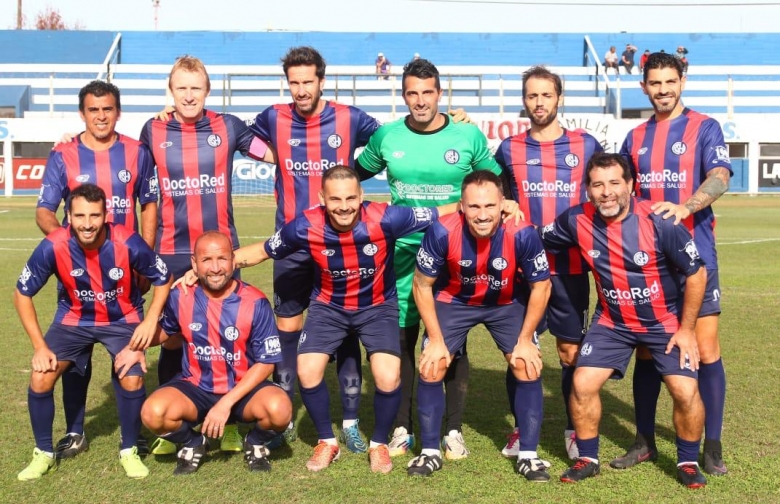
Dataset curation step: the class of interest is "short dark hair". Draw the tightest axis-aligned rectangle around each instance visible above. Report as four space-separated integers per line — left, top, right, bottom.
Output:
522 65 562 97
68 183 107 212
642 52 684 81
281 46 326 80
78 80 121 113
321 165 359 188
402 58 440 93
461 170 504 196
585 153 632 185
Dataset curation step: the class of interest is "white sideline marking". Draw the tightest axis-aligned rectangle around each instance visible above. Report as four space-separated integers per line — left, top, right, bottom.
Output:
719 238 780 245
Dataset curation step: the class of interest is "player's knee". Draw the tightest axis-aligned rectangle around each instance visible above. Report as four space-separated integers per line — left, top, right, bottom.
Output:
29 372 57 394
277 315 303 333
260 390 293 428
696 334 721 363
118 375 144 392
556 341 579 367
140 399 167 431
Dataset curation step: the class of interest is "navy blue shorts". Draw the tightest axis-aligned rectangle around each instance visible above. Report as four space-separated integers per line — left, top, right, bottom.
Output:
162 378 278 423
272 250 313 317
44 323 144 377
699 268 721 317
577 324 698 380
300 301 400 357
547 274 590 343
159 253 241 281
423 301 540 356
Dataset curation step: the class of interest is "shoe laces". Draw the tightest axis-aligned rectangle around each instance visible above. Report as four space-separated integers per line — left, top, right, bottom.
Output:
506 429 520 446
679 463 698 475
572 458 591 470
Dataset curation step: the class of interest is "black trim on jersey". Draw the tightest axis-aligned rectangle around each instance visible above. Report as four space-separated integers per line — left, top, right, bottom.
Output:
403 113 450 135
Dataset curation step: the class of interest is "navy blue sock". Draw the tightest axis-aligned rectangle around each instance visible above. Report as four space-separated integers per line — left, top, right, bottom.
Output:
28 388 55 453
505 367 517 426
676 436 701 465
444 353 469 433
160 421 197 445
299 380 334 440
113 378 146 450
336 331 362 421
61 356 91 434
633 358 661 443
372 385 401 443
576 435 600 460
561 364 575 430
157 346 183 385
516 378 543 451
274 330 300 403
416 378 444 450
396 324 420 431
699 358 726 441
246 426 280 445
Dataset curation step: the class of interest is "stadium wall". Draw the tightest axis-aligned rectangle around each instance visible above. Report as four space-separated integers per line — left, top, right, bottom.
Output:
0 114 774 196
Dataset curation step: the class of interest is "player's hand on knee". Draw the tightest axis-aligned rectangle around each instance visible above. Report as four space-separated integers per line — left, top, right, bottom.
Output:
666 328 700 371
115 346 147 379
418 339 451 380
31 347 57 373
172 269 198 295
511 340 543 380
202 403 231 438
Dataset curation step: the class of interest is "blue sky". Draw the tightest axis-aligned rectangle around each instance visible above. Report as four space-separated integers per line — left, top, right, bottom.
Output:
5 0 780 32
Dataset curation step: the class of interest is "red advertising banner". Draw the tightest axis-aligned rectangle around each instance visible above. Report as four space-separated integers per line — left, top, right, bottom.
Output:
9 158 47 190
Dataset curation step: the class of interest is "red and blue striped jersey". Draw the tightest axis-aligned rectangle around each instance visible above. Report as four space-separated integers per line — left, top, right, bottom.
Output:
16 223 170 326
251 102 380 229
541 198 704 334
416 213 550 306
140 110 268 255
160 282 281 395
264 201 437 310
620 108 732 269
37 133 157 232
495 129 603 275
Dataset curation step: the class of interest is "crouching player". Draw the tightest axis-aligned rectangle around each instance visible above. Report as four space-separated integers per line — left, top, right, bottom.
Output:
410 170 552 479
119 231 291 476
14 183 172 480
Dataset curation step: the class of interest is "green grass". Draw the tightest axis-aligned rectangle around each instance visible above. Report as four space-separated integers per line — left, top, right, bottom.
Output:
1 195 779 503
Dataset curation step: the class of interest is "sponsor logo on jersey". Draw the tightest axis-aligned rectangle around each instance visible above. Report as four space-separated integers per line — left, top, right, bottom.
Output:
324 266 380 279
580 343 593 356
284 158 344 173
492 257 508 270
458 259 472 267
189 322 203 331
105 196 133 212
637 170 687 185
458 272 509 289
713 289 721 301
444 149 460 164
587 250 601 258
155 255 168 276
363 243 378 256
522 180 577 193
108 267 124 281
412 207 434 224
267 231 282 252
321 249 336 256
224 326 239 341
75 174 90 183
159 141 173 149
637 147 648 155
392 151 405 158
417 248 436 271
671 141 687 156
188 342 242 362
148 175 159 195
288 139 301 147
541 223 555 237
117 169 132 184
327 134 342 149
565 153 580 167
70 268 85 277
207 134 222 148
73 286 125 304
526 158 541 165
298 330 307 349
600 280 660 306
714 145 731 163
161 173 226 192
633 251 649 266
19 264 32 289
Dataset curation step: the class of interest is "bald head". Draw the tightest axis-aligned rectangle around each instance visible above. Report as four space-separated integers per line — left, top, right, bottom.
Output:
191 231 235 295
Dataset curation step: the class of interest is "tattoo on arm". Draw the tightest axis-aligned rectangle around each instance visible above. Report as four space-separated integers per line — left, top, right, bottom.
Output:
237 259 249 269
684 168 730 215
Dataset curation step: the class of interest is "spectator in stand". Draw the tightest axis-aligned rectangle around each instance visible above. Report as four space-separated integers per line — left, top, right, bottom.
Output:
639 49 651 72
622 44 638 75
376 53 392 80
604 46 619 74
677 46 690 74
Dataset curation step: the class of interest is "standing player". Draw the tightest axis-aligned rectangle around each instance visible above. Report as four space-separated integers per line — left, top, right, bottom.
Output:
248 47 380 451
541 153 709 489
410 171 552 480
355 58 503 459
612 52 731 476
140 55 271 454
14 184 172 480
203 167 486 473
36 80 159 460
495 66 603 459
125 231 291 476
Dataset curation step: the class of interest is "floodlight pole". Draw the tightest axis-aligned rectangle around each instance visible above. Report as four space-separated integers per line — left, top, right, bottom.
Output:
17 0 22 29
152 0 161 30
